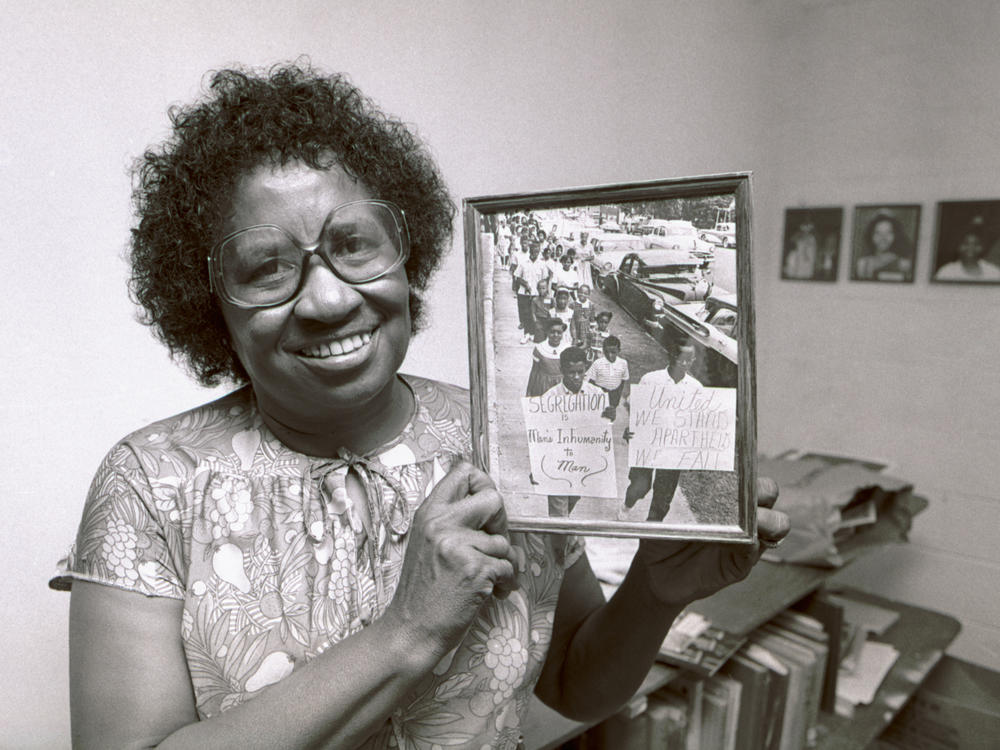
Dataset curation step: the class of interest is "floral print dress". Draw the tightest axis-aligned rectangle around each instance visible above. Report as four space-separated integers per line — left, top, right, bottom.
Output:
53 376 582 749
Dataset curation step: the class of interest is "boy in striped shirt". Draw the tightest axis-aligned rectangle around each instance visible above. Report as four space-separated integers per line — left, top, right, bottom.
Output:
586 336 630 421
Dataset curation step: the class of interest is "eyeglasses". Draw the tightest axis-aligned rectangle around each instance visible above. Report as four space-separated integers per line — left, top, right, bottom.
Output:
208 199 409 309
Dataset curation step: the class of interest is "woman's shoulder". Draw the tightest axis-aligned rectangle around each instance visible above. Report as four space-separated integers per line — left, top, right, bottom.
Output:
402 375 470 421
124 387 254 442
400 375 472 457
105 387 257 476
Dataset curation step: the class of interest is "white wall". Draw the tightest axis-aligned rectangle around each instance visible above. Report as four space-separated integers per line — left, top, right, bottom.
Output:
1 1 996 746
748 0 1000 671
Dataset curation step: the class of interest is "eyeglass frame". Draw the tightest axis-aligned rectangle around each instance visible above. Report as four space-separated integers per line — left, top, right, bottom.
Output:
207 198 411 309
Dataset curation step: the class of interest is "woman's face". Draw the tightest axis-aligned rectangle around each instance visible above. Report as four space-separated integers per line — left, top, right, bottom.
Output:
958 232 984 263
547 325 565 346
871 219 895 253
218 161 411 427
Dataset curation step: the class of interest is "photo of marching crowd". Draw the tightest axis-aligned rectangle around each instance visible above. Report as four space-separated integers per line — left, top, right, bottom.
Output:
480 196 742 530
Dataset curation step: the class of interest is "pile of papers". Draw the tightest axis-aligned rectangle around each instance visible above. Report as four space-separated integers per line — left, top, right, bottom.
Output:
827 593 901 717
758 450 924 568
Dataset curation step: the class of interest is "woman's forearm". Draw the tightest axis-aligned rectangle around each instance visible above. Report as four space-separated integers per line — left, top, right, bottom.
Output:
157 617 435 750
70 582 443 750
537 556 682 722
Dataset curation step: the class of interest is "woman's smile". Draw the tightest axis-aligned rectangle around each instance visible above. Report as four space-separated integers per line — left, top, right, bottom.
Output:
297 328 375 359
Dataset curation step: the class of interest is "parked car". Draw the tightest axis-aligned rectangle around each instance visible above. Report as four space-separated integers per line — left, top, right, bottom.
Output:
595 249 712 320
591 232 647 254
660 292 738 387
644 219 716 259
699 225 736 248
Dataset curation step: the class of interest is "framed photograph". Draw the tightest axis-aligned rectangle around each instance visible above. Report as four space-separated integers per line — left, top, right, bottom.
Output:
780 207 843 281
849 204 921 283
930 200 1000 283
463 174 756 542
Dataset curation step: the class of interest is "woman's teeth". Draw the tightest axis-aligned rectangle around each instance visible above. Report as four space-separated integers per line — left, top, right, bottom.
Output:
301 331 372 358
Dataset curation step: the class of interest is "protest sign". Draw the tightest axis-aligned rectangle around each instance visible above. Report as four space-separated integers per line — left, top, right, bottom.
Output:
522 389 618 498
629 384 736 471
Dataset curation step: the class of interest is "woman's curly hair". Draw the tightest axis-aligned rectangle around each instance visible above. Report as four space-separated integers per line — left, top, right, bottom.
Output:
129 61 455 386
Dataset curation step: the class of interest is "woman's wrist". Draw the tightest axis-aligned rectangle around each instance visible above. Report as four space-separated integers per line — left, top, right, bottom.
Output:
617 552 688 619
372 606 454 677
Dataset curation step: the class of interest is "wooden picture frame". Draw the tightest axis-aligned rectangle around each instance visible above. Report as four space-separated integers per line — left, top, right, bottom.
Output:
849 204 920 283
930 200 1000 284
780 207 843 282
463 174 756 542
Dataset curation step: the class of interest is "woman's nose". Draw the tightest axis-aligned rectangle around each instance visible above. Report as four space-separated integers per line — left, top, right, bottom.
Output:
291 254 363 321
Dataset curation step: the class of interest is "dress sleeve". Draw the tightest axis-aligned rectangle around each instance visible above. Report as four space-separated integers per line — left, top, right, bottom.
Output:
50 442 185 599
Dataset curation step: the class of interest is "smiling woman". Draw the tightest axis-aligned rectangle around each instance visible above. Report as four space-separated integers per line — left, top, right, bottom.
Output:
51 61 787 750
216 163 416 456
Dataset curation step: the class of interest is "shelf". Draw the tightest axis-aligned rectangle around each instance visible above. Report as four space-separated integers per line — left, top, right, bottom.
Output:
813 588 961 750
520 582 959 750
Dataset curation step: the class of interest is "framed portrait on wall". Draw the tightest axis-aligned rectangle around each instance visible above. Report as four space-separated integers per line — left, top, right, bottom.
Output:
780 207 843 281
849 204 920 283
463 174 756 542
930 200 1000 284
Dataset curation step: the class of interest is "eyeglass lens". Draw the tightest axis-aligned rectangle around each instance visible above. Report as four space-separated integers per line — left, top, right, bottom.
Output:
219 201 406 307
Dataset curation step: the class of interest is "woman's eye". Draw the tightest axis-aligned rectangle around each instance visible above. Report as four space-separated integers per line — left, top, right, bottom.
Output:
337 235 372 254
247 258 296 283
332 234 381 261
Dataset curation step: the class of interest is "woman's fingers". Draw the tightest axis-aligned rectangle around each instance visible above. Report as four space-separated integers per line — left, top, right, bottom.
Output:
470 532 525 598
416 462 522 597
433 461 506 529
756 476 779 509
758 506 791 549
756 476 787 550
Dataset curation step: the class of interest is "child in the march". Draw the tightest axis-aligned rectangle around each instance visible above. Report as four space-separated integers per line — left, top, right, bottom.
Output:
542 245 561 281
551 287 576 345
497 220 511 268
551 253 579 298
509 230 524 292
525 319 570 397
571 284 595 349
586 335 630 421
530 277 555 343
587 310 614 362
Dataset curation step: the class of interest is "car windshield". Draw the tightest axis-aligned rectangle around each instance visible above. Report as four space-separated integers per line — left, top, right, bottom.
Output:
602 240 643 251
709 309 737 337
641 264 698 279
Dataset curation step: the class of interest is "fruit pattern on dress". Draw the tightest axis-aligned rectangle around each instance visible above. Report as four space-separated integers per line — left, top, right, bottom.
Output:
55 376 583 749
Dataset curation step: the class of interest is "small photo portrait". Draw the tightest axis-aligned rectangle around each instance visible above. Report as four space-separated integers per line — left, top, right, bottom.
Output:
781 207 842 281
850 204 920 283
931 200 1000 283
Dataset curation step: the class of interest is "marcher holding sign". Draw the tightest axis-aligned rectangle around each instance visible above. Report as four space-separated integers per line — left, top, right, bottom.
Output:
622 341 712 522
522 347 617 506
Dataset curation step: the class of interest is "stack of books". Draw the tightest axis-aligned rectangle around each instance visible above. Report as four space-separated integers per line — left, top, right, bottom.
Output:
572 589 907 750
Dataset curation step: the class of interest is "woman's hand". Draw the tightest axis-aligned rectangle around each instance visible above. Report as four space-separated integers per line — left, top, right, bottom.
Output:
382 462 523 660
633 477 789 608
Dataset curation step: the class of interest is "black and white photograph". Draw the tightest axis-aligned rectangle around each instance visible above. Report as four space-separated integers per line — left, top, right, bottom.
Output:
7 3 1000 749
780 207 843 282
465 177 756 541
850 205 920 283
931 200 1000 283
